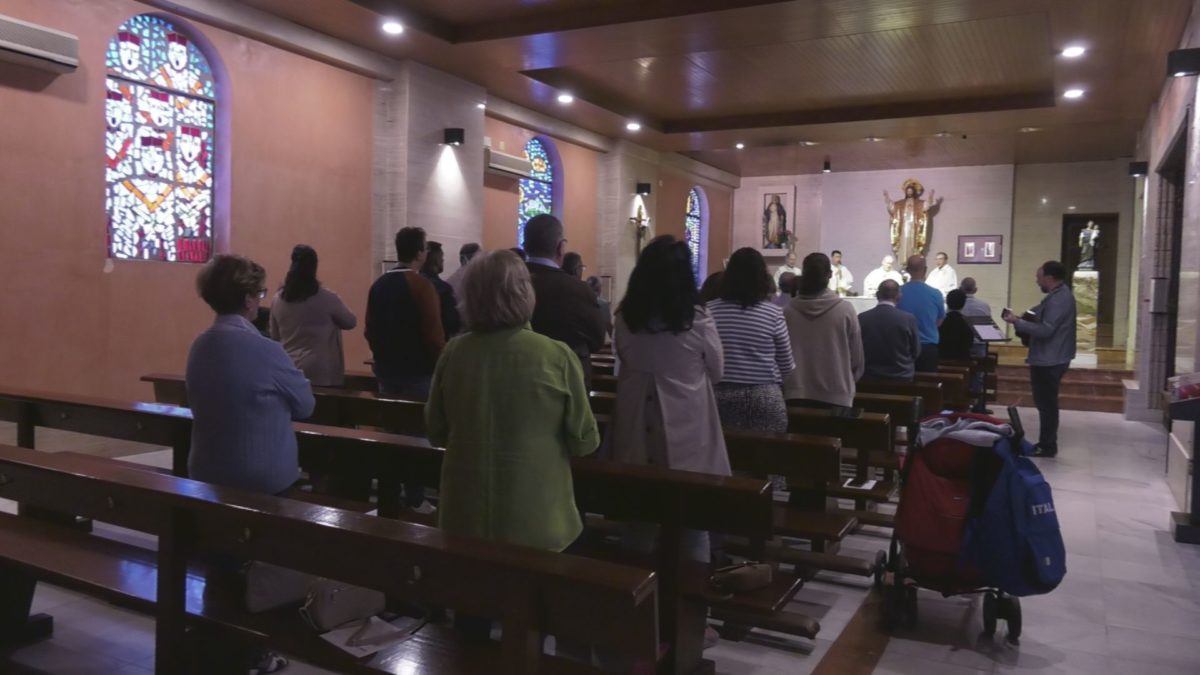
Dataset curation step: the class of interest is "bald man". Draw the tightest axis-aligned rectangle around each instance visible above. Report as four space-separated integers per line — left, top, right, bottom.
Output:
858 279 921 381
895 254 945 373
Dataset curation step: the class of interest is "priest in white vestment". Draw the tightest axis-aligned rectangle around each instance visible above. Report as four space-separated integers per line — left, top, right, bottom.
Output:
863 255 905 297
926 251 959 299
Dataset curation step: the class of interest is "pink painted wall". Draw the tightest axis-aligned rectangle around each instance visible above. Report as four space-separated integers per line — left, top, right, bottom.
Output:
482 117 599 270
0 0 375 401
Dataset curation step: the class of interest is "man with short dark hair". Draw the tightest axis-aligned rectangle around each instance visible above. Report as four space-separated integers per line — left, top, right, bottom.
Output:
366 227 445 400
939 289 974 361
895 254 945 372
523 214 606 384
421 241 462 338
858 279 920 381
1003 261 1077 457
446 242 481 301
927 251 958 298
828 249 854 296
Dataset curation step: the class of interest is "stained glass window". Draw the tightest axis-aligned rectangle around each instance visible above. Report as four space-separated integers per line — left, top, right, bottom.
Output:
518 138 555 247
686 187 706 284
105 15 216 263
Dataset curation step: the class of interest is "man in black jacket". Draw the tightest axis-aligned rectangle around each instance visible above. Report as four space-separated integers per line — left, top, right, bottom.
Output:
858 280 921 382
523 214 606 385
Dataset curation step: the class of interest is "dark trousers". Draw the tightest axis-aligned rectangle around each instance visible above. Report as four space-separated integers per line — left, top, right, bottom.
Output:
378 377 431 506
1030 363 1070 451
916 344 940 373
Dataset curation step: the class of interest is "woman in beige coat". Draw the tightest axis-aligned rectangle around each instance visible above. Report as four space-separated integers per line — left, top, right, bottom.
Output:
607 236 729 558
269 245 357 387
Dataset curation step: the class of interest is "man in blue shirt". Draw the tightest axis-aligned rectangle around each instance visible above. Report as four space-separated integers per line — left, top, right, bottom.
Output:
895 254 945 373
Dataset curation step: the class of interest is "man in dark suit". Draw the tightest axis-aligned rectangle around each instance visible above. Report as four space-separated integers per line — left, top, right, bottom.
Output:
523 214 606 385
858 280 921 381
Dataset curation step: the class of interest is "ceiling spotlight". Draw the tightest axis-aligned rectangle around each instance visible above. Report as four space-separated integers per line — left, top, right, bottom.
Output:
1061 45 1086 58
1019 126 1041 133
735 142 745 150
865 136 883 142
556 93 574 104
1040 197 1048 204
933 131 953 138
799 140 819 147
822 159 831 173
381 20 405 35
1168 48 1200 77
1129 161 1149 177
1067 205 1077 210
1063 88 1085 99
476 103 486 110
625 121 642 132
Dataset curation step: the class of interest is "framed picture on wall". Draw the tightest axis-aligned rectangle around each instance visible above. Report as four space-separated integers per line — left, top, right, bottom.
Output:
958 235 1003 264
757 185 795 255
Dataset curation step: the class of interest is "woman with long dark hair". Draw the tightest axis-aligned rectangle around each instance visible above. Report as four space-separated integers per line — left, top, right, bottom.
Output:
608 235 728 544
269 244 357 386
706 247 794 433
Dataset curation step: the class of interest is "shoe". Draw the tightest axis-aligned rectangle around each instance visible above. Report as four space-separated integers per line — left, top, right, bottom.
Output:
1030 445 1057 458
248 651 289 674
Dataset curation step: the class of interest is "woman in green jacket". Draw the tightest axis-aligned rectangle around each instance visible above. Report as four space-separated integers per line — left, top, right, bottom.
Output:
426 248 599 552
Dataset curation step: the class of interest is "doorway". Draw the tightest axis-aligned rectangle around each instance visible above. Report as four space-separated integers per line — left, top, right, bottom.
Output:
1061 213 1119 349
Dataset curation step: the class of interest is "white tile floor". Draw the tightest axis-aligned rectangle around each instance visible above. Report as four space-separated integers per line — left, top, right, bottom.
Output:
2 409 1199 674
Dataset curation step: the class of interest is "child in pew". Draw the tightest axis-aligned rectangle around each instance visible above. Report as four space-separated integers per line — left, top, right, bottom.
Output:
425 250 601 650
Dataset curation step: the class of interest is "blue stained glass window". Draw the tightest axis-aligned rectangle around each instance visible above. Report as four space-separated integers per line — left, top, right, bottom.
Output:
686 187 704 284
518 138 555 247
105 15 216 262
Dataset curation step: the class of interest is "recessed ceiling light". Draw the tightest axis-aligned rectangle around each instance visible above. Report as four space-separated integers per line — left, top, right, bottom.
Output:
1068 205 1077 210
1063 88 1085 99
1061 45 1086 58
381 20 404 35
1019 126 1042 133
1040 197 1048 204
933 131 953 138
556 93 574 104
799 140 819 146
865 136 883 142
735 142 745 150
476 103 486 110
625 121 641 132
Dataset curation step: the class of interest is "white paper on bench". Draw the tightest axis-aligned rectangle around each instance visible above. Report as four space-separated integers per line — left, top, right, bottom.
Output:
320 616 416 658
841 479 877 491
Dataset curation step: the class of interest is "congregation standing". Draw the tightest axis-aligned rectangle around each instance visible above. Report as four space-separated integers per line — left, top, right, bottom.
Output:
183 219 1074 670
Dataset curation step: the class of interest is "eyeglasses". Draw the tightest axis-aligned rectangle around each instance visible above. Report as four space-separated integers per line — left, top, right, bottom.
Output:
255 288 268 300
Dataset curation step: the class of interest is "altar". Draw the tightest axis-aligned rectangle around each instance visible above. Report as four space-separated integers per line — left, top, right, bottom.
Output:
844 296 877 314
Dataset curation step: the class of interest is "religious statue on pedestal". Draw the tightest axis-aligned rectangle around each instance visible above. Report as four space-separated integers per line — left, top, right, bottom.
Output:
884 178 940 263
1077 221 1099 270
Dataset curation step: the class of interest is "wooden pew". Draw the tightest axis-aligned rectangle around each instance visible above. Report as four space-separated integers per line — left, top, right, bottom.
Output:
0 445 661 675
917 370 970 411
0 388 805 672
857 379 944 416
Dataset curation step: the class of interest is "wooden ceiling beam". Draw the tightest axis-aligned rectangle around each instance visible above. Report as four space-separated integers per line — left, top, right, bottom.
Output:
456 0 794 43
661 92 1059 134
346 0 457 43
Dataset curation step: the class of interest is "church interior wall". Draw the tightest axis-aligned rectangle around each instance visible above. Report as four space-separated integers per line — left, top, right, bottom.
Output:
481 116 600 273
1010 160 1135 348
732 166 1015 316
0 0 376 401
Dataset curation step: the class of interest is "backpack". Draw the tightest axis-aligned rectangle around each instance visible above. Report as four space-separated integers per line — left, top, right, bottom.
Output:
964 438 1066 596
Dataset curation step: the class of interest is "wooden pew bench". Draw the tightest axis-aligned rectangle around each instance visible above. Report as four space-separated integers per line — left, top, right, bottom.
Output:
0 445 660 675
857 379 944 417
2 388 809 672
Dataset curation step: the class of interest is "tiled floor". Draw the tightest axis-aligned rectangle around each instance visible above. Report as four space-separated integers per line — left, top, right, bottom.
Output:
2 409 1198 674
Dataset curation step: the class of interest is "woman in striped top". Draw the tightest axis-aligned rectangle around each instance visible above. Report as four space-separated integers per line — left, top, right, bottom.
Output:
706 248 796 433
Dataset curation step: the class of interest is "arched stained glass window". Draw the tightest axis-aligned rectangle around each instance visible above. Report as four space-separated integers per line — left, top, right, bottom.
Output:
518 137 556 247
685 186 708 285
105 15 217 262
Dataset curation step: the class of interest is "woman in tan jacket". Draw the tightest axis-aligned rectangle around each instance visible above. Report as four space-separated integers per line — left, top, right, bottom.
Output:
269 244 357 387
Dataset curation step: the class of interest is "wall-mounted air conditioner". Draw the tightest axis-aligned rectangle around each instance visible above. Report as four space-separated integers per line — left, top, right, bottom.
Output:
484 147 532 179
0 13 78 74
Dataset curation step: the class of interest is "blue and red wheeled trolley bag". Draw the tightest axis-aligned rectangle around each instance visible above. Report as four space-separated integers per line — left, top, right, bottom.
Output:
876 407 1065 645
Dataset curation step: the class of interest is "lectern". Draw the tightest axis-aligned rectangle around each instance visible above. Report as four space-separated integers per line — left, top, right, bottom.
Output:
1168 396 1200 544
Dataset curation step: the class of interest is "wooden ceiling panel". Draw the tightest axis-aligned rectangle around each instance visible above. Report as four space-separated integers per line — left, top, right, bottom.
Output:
523 14 1054 123
232 0 1191 174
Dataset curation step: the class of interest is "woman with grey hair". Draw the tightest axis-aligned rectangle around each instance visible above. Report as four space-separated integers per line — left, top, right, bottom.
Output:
425 249 599 638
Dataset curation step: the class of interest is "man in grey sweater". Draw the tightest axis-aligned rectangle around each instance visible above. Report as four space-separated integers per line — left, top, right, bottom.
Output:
1003 261 1076 458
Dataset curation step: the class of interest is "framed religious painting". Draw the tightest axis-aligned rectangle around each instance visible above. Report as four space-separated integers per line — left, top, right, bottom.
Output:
757 185 795 255
958 235 1003 264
